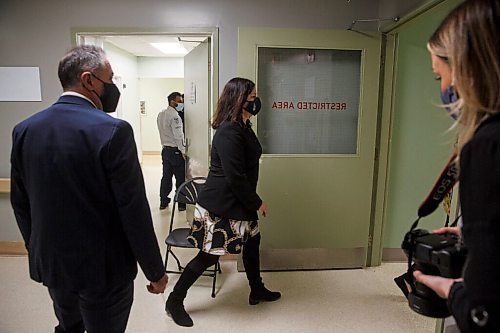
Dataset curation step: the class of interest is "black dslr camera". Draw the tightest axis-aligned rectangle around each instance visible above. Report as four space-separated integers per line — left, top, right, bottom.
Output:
402 228 467 318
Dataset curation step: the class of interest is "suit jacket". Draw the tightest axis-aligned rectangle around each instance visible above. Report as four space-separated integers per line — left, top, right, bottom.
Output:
10 95 164 291
197 120 262 220
448 112 500 332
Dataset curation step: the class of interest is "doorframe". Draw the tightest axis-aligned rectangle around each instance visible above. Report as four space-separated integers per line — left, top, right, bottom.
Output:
71 27 219 158
372 0 454 265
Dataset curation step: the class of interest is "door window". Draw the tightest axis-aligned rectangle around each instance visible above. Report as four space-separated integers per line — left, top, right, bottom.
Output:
257 47 362 154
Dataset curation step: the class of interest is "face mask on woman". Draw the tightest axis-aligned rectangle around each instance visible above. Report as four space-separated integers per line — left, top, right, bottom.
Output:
244 97 262 116
440 85 459 120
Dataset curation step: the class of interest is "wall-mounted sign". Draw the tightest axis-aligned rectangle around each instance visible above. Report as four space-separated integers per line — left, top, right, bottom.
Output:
140 101 146 115
271 101 347 111
0 67 42 101
189 82 196 104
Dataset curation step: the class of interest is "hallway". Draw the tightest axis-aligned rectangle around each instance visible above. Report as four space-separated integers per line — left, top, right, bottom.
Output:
0 156 437 333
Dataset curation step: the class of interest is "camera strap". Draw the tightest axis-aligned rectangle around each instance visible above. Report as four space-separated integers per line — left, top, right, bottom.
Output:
406 152 459 289
416 152 459 218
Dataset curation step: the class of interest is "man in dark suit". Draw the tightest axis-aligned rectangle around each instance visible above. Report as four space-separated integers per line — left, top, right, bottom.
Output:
10 45 168 333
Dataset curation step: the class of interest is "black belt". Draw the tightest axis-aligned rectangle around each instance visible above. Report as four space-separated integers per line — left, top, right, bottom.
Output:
163 146 178 151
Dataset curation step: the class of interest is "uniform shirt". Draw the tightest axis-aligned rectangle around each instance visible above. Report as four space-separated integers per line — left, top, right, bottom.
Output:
157 105 185 154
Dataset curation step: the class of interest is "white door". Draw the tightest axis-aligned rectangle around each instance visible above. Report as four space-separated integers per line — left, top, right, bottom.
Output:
184 40 211 178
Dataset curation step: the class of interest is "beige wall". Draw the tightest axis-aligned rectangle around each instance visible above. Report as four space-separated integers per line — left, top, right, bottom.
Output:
140 78 184 153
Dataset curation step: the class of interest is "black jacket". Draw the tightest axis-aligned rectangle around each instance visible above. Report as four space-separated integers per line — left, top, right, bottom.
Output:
198 120 262 220
449 112 500 332
10 95 165 292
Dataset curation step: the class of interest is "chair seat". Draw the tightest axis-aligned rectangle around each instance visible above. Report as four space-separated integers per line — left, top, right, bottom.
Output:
166 228 195 248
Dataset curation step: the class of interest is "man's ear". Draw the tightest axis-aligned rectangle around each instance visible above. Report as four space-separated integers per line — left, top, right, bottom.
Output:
80 71 94 90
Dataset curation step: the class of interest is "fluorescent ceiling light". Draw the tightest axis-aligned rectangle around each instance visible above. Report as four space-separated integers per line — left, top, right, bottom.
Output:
150 42 187 55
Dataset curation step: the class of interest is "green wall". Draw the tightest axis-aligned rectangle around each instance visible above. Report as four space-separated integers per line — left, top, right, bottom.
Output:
383 0 462 248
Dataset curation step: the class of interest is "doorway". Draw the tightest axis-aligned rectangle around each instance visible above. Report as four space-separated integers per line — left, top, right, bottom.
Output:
74 30 218 176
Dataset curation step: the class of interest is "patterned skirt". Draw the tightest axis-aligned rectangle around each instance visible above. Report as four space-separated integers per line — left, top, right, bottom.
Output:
187 204 259 256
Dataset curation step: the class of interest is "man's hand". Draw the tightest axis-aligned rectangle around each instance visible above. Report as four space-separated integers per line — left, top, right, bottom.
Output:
147 273 168 294
259 202 268 217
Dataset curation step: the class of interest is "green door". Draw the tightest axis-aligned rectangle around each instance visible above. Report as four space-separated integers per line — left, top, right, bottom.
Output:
238 28 381 269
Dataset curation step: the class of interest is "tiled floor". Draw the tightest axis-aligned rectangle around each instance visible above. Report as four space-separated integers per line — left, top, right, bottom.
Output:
0 155 439 332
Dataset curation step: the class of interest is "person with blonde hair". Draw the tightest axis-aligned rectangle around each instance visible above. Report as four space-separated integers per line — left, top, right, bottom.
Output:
414 0 500 331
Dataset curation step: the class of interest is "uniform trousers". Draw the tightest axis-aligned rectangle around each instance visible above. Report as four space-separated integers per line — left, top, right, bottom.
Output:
160 146 185 206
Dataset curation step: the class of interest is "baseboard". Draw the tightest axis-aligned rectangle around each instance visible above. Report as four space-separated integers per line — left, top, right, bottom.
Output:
0 241 27 256
220 254 238 261
237 247 366 271
382 248 406 262
0 243 404 262
0 178 10 193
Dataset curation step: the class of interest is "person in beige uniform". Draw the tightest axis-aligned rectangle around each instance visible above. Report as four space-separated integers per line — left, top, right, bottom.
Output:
157 92 186 210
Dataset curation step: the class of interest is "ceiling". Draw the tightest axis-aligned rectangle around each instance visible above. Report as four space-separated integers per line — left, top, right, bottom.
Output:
104 35 207 58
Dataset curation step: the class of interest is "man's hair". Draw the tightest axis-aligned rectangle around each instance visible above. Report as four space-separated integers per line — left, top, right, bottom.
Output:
58 45 106 89
168 92 182 104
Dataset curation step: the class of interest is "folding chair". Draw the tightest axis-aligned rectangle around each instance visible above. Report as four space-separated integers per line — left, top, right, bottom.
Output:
164 177 221 298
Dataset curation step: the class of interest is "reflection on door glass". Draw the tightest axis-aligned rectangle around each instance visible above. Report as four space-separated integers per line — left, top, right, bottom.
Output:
257 47 361 154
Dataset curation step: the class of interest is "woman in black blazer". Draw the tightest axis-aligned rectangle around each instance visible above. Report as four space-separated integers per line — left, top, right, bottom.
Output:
165 77 281 327
414 0 500 331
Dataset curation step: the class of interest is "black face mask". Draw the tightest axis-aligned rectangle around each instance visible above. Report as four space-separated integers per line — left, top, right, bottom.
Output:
91 73 121 113
244 97 262 116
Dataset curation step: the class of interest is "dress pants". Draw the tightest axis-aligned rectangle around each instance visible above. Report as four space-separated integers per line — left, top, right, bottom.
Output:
48 282 134 333
160 147 185 206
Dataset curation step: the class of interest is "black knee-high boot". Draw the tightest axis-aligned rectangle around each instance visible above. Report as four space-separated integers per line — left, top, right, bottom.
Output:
242 233 281 305
166 251 219 327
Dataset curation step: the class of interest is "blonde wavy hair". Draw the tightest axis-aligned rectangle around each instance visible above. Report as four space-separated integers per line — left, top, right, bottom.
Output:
428 0 500 153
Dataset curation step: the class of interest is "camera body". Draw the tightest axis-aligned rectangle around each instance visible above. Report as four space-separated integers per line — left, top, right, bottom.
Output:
402 228 467 318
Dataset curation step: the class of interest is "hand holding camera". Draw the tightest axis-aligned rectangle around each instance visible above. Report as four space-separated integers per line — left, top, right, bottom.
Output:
411 226 463 300
402 226 467 318
413 270 462 299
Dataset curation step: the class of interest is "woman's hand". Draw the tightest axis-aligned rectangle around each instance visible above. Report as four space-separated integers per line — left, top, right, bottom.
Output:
413 270 461 299
259 202 268 217
432 226 461 237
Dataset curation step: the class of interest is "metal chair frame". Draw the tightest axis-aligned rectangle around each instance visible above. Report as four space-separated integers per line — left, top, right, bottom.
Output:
164 177 221 298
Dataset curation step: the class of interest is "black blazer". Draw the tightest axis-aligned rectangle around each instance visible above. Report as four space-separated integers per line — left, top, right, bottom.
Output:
10 95 164 291
198 120 262 220
448 112 500 332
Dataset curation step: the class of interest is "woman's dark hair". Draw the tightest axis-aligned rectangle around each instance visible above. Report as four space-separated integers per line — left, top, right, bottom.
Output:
58 45 106 89
212 77 255 129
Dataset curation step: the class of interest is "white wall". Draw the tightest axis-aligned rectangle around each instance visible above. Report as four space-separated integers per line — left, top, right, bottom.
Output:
104 42 142 159
138 57 184 78
138 58 185 152
139 78 184 152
